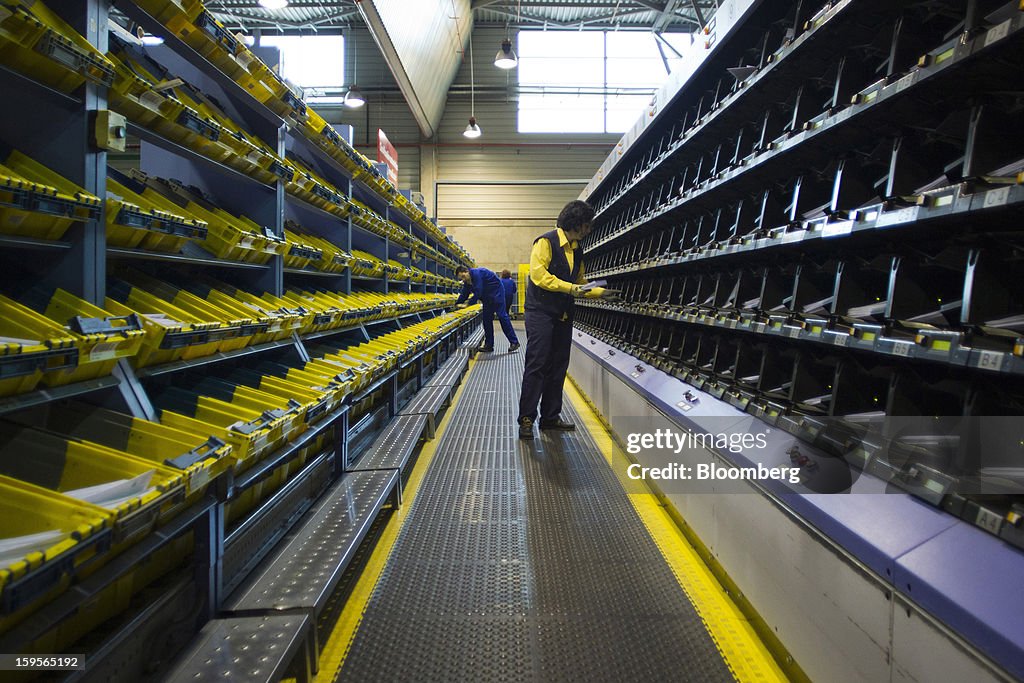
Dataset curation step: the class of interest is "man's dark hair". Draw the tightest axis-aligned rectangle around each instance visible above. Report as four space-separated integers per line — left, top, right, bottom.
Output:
557 200 595 233
501 269 512 278
456 265 470 275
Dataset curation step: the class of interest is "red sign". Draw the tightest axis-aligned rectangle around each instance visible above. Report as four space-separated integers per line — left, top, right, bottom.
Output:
377 129 398 187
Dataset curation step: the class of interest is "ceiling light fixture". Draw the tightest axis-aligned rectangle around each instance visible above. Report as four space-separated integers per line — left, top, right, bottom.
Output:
258 0 288 10
494 1 519 69
494 38 517 69
344 84 365 108
463 31 482 138
344 29 365 108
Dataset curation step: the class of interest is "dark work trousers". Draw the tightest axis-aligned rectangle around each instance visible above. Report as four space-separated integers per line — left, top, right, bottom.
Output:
518 309 572 423
482 296 519 349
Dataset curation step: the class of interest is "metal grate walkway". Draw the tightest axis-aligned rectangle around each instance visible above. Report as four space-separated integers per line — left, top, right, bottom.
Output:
338 334 736 682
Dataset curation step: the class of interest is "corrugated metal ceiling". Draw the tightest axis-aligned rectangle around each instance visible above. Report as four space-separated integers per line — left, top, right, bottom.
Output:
205 0 713 32
472 1 712 30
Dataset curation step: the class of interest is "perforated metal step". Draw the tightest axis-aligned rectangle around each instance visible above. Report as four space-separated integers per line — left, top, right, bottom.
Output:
422 354 468 388
399 385 453 439
461 326 484 350
164 615 312 683
349 414 429 473
400 384 452 416
338 337 736 682
224 469 400 651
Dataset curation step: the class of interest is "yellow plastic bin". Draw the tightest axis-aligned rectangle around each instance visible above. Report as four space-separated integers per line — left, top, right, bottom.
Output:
0 0 115 92
104 287 223 367
0 294 79 397
11 402 234 502
105 176 207 252
0 476 111 629
0 164 100 240
34 289 146 386
115 271 258 353
2 151 101 224
0 422 185 540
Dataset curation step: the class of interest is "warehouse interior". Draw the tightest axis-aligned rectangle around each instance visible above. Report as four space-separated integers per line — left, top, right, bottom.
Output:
1 1 1023 681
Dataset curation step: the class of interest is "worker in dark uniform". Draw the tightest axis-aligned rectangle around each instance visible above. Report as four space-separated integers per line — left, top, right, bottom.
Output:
500 269 517 319
517 200 619 439
456 265 520 353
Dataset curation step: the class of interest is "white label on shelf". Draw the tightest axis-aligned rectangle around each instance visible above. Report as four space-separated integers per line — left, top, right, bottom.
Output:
975 507 1003 534
833 334 849 347
786 327 801 338
822 221 853 237
138 91 165 112
676 401 693 411
890 341 913 357
782 231 806 243
247 150 264 163
982 187 1010 209
191 466 211 491
977 350 1005 372
236 51 256 69
894 73 915 93
876 206 918 227
631 372 641 378
89 342 121 363
986 19 1011 46
833 108 853 124
753 323 766 334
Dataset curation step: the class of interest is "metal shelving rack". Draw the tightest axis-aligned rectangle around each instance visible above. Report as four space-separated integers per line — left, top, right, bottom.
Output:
579 1 1024 547
0 0 476 678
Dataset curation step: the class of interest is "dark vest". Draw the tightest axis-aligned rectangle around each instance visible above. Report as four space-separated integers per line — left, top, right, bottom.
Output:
525 230 583 319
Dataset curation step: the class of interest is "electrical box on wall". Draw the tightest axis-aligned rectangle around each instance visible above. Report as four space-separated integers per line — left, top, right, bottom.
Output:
94 110 127 152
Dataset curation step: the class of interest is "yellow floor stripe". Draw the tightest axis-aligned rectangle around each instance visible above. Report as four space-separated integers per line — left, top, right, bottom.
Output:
563 379 792 683
314 354 479 682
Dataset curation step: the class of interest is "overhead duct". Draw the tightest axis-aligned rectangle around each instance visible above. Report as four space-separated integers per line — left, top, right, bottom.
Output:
356 0 472 139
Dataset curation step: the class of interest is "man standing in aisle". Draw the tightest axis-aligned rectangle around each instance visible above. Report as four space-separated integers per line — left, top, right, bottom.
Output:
456 265 520 353
500 269 517 319
518 200 619 439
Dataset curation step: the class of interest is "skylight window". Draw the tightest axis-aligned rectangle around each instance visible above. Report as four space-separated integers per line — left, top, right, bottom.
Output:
517 30 685 134
259 35 344 90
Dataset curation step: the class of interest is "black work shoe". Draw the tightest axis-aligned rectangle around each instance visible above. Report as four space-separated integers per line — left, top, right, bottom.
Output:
518 417 534 439
509 343 520 353
479 346 494 352
539 418 576 431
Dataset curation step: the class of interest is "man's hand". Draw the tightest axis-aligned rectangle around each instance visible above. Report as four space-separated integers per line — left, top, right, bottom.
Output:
570 284 586 296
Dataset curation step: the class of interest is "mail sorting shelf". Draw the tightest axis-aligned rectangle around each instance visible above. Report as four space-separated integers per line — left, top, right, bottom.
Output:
103 28 468 268
211 327 476 677
0 148 101 243
0 312 477 674
576 0 1024 547
587 1 1023 234
0 401 231 631
0 0 468 675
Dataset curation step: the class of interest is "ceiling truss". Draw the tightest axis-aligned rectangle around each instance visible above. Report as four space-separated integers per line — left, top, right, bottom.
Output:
202 0 715 33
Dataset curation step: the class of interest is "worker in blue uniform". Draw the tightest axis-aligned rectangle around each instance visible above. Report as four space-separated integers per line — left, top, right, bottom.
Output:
517 200 619 439
455 265 520 353
500 269 517 318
